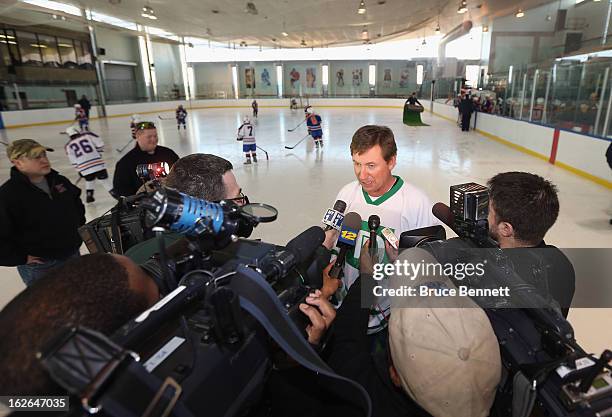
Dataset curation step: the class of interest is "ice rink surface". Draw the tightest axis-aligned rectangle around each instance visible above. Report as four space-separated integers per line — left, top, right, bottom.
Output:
0 106 610 352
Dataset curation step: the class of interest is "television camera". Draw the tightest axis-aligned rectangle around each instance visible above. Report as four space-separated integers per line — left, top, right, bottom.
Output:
398 182 612 417
42 187 372 417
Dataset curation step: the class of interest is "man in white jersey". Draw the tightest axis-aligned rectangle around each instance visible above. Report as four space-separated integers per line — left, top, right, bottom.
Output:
237 115 258 164
64 125 113 203
332 125 438 334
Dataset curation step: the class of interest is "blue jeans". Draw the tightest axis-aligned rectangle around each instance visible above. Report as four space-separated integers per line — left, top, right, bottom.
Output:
17 251 80 287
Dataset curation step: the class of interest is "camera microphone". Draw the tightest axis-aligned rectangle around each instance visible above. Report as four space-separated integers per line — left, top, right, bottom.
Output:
329 212 362 279
432 202 456 233
259 226 325 282
367 214 380 256
322 199 347 231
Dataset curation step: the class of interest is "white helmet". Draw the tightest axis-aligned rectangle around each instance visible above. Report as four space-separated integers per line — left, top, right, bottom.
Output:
65 125 80 137
243 115 251 123
305 106 314 114
74 104 81 109
131 114 141 122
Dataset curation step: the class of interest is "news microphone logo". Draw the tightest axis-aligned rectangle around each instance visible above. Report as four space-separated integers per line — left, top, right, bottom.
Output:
338 226 359 246
322 208 344 231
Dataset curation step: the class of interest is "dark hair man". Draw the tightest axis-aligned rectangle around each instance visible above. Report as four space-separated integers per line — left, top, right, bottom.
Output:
112 121 179 197
0 253 159 396
487 171 575 316
405 91 422 107
125 153 247 264
330 125 438 334
0 139 85 286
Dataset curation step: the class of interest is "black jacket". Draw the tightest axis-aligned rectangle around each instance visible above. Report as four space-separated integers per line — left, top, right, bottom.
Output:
0 168 85 266
112 143 179 197
325 277 431 417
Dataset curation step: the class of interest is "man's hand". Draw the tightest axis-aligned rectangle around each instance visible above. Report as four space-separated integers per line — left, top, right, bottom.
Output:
384 239 399 263
26 255 44 265
321 261 342 299
322 229 339 250
359 239 376 275
299 289 336 345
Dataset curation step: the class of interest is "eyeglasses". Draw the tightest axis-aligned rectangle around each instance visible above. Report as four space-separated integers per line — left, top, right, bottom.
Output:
135 121 156 130
217 190 249 206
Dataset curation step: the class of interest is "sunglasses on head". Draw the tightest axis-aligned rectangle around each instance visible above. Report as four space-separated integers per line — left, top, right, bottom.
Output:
136 121 156 130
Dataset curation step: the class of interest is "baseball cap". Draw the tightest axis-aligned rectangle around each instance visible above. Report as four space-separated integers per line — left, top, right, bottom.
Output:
6 139 54 160
388 248 501 417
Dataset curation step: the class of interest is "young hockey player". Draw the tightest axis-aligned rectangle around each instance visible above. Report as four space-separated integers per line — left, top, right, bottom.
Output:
290 97 298 110
237 115 257 164
74 104 89 131
176 105 187 130
251 99 258 119
64 125 113 203
305 107 323 148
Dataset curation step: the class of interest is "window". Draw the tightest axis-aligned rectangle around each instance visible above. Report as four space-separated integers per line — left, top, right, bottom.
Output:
75 40 92 65
37 34 60 66
57 37 77 65
16 31 42 64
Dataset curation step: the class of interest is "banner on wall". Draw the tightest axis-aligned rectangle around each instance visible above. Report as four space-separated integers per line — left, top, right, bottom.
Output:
383 68 392 87
261 68 271 86
306 68 316 88
245 67 256 89
351 68 363 87
336 68 345 87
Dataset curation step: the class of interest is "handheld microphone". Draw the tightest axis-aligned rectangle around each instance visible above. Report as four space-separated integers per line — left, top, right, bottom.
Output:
322 200 347 231
260 226 325 282
329 212 362 279
367 215 380 256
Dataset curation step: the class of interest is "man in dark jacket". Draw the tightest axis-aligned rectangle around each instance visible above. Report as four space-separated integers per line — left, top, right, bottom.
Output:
77 95 91 118
0 139 85 286
112 121 179 197
459 94 474 131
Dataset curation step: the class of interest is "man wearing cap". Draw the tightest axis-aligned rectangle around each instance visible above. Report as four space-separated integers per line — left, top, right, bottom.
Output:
0 139 85 286
112 121 179 197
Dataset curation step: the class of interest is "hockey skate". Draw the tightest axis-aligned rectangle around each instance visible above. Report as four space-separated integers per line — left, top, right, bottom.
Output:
253 155 258 163
244 158 252 164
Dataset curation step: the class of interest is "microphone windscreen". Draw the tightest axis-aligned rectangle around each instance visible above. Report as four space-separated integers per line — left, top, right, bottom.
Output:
333 199 347 214
337 212 362 247
432 202 454 228
285 226 325 264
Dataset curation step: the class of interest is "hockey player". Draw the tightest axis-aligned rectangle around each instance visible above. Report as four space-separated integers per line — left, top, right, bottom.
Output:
64 125 112 203
251 99 258 119
237 115 257 164
290 97 298 110
305 107 323 148
74 104 88 131
176 105 187 130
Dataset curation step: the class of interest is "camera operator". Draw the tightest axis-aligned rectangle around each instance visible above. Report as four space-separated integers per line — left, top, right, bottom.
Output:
0 253 159 398
112 121 179 198
0 139 85 286
125 153 248 264
487 172 575 316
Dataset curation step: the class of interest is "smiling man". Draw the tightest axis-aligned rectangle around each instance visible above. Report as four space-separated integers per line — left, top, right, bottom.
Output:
331 125 438 334
0 139 85 286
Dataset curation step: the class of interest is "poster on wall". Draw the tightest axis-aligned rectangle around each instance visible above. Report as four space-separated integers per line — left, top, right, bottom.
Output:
336 68 345 87
289 67 301 89
352 69 363 86
399 65 410 88
383 69 392 87
245 67 256 88
261 68 271 86
306 68 316 88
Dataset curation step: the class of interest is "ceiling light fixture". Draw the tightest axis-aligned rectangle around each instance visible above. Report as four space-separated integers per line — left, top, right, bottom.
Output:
357 0 366 14
482 24 489 32
435 25 440 34
515 8 524 18
422 38 426 45
361 27 369 40
457 1 467 14
281 31 289 37
300 39 307 46
141 5 157 19
245 2 258 15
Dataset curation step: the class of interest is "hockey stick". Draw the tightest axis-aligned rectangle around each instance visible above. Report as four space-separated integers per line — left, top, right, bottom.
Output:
256 145 269 160
284 133 310 150
116 138 133 153
0 140 8 146
287 118 306 132
158 115 175 120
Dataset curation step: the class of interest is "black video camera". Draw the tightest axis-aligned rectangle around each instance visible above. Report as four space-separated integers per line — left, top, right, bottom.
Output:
42 187 372 417
398 183 612 417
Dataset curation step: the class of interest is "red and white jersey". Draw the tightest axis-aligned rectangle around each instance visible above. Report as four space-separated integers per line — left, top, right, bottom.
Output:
65 132 106 176
237 122 256 144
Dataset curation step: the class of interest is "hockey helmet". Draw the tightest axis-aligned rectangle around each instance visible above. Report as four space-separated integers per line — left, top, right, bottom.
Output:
74 103 81 109
243 115 251 123
65 125 80 137
305 106 314 114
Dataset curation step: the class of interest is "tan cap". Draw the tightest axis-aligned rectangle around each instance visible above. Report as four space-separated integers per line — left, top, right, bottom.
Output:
388 248 501 417
6 139 54 161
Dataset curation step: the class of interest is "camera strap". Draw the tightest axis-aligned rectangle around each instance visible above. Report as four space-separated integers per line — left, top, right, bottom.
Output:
229 265 372 417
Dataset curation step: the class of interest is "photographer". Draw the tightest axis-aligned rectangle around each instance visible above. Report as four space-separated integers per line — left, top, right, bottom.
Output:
112 121 179 197
487 172 575 316
0 253 159 397
125 153 248 264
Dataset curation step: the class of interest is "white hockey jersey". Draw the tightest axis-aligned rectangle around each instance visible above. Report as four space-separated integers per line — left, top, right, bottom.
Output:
333 176 440 333
65 132 106 176
237 122 256 144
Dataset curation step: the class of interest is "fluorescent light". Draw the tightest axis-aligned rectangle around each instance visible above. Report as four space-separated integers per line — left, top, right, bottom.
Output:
281 31 289 37
30 43 48 48
19 0 82 16
1 40 17 45
516 9 524 17
435 26 440 34
482 25 489 32
57 43 73 47
0 34 15 39
357 0 366 14
361 28 369 40
90 11 137 30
